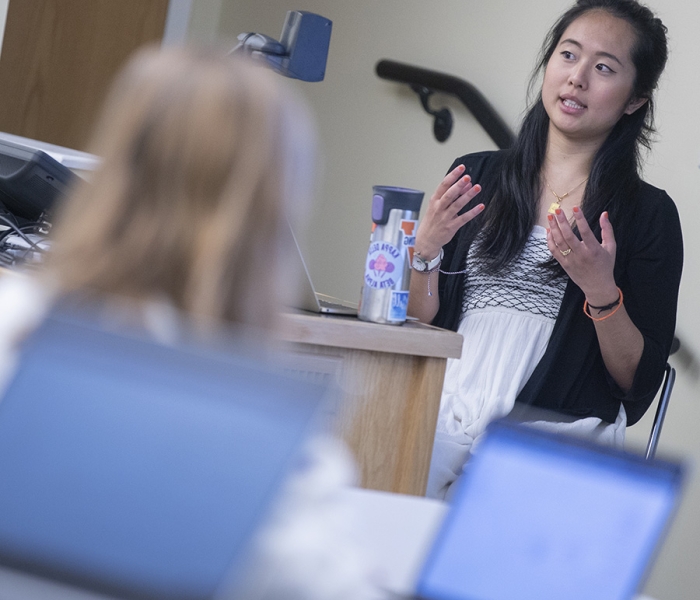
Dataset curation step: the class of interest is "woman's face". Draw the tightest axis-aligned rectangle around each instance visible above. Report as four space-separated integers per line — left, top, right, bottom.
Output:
541 10 646 146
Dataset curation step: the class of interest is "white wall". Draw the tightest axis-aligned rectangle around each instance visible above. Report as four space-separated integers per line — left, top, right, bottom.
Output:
186 0 224 43
211 2 700 599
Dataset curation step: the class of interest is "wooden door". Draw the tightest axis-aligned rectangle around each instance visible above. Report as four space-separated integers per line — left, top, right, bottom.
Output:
0 0 170 150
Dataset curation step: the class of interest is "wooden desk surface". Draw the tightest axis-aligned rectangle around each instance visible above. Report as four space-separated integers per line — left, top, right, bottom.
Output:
279 311 462 360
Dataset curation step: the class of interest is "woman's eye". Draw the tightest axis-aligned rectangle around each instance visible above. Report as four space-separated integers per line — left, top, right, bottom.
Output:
596 63 615 73
561 50 575 60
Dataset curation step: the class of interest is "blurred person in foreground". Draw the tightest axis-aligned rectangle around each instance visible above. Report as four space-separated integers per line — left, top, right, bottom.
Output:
0 47 381 600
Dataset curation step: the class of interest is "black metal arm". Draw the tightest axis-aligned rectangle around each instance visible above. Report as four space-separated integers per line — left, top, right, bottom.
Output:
375 59 515 150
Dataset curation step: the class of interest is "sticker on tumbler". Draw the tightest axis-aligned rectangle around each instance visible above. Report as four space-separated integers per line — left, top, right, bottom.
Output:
388 291 409 321
364 241 403 290
400 219 418 263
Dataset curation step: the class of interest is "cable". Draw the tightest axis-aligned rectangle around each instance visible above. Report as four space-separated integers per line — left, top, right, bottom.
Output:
0 214 47 253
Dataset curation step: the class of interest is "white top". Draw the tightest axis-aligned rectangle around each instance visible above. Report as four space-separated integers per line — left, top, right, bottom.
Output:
427 227 625 500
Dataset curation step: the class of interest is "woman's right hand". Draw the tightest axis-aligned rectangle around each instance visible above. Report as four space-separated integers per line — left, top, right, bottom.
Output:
414 164 485 260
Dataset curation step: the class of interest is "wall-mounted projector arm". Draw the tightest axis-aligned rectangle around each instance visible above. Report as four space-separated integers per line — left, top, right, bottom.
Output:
232 11 332 82
233 33 286 56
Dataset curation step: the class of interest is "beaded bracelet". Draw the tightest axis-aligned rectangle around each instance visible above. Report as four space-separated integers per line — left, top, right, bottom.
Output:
583 287 623 322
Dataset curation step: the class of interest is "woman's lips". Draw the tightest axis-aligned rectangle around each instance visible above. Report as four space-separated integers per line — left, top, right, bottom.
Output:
559 97 586 114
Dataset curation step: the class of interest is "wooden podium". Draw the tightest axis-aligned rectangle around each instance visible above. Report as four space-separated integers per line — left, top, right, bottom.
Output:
280 312 462 496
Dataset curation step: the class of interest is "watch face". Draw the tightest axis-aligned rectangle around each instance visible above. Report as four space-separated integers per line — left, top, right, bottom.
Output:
411 256 426 271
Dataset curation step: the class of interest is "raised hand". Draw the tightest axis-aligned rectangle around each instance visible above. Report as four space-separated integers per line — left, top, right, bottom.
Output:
547 206 619 305
414 164 485 260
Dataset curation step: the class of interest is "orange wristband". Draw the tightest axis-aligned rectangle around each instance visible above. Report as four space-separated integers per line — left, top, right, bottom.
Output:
583 287 623 322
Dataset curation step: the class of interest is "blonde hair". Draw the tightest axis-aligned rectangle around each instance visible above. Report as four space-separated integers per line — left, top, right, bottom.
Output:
48 46 315 329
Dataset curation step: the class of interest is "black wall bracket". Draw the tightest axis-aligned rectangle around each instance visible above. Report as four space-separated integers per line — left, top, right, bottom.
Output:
410 85 453 143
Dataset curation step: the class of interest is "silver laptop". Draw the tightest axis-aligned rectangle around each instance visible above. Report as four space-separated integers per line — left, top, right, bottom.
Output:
414 420 686 600
290 227 358 316
0 309 329 600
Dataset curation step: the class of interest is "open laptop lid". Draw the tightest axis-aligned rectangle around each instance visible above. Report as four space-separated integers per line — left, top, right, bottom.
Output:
0 309 329 600
416 420 686 600
288 225 357 316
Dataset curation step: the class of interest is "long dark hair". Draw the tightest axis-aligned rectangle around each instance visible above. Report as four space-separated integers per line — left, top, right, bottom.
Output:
475 0 668 273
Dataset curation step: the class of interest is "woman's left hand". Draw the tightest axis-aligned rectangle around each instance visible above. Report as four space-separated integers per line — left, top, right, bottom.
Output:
547 207 619 304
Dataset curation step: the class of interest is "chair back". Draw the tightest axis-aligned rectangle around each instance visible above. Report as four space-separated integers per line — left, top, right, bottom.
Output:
645 363 676 460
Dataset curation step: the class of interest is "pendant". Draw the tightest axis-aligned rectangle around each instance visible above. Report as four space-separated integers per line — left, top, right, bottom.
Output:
548 201 560 215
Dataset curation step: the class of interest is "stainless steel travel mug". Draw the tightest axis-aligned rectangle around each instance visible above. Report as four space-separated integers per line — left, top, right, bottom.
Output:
358 186 424 325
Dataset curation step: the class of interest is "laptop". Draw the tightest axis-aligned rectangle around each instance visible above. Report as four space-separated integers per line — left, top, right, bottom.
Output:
0 309 330 600
289 227 358 316
413 420 686 600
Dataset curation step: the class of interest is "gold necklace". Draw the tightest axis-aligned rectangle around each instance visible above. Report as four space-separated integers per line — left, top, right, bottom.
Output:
546 177 588 214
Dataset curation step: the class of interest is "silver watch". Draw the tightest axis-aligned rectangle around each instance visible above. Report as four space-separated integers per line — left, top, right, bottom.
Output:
411 248 444 272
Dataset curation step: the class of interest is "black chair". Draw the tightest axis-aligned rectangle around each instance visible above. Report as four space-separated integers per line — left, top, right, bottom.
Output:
645 363 676 460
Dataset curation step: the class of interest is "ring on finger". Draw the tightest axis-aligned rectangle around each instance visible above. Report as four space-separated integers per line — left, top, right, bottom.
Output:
560 247 572 257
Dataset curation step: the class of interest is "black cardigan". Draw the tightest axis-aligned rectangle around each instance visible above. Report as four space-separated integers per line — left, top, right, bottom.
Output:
432 151 683 426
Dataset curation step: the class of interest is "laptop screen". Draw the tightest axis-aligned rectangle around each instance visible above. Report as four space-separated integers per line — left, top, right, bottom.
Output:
417 421 684 600
0 311 328 600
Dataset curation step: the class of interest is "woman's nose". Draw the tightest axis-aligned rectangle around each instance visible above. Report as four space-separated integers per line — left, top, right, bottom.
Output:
568 65 587 89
